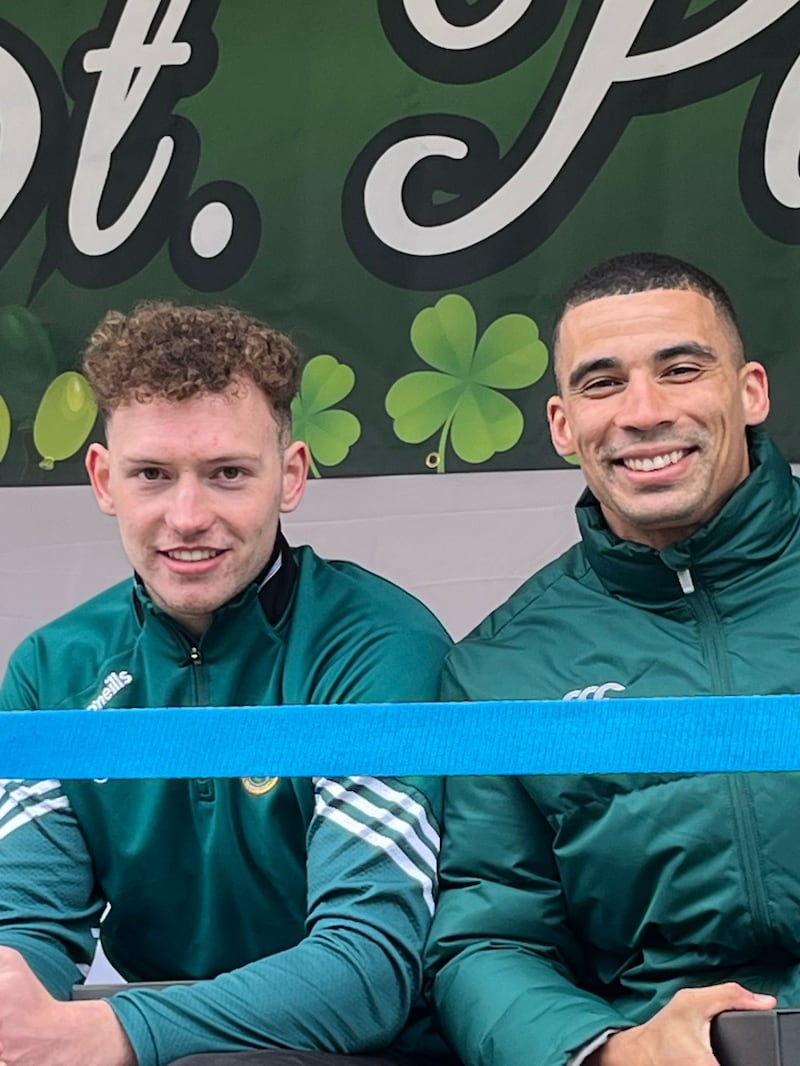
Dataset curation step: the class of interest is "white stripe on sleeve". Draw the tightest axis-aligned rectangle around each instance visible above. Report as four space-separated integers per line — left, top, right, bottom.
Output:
315 799 435 915
0 795 71 841
316 777 438 875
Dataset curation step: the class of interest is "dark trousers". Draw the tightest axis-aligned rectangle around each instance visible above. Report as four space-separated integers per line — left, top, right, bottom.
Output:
168 1054 453 1066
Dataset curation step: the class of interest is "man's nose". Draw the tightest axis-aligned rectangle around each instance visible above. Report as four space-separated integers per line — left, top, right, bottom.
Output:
165 478 213 536
614 374 674 432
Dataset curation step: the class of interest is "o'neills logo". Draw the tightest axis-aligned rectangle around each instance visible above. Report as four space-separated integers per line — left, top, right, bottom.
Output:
86 671 133 711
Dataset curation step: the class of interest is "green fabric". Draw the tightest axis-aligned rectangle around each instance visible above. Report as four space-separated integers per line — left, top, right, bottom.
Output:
429 430 800 1066
0 546 451 1066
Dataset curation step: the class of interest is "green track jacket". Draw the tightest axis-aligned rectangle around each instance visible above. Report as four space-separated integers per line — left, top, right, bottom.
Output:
429 430 800 1066
0 543 451 1066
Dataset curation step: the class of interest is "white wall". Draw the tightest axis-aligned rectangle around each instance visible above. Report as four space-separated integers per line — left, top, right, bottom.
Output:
1 470 583 677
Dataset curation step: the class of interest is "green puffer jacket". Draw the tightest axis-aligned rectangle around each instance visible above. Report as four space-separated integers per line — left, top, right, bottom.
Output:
429 429 800 1066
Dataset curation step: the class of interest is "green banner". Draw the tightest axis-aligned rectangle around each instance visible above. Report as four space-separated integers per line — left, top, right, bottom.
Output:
1 0 799 485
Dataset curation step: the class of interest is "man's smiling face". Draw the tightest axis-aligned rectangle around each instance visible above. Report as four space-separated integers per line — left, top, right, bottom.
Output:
547 288 770 550
86 379 308 635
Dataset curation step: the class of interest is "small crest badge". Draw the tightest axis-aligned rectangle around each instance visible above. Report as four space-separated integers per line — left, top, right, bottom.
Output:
241 776 279 796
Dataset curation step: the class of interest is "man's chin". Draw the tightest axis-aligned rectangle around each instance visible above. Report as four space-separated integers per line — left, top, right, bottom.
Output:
146 586 222 626
602 487 710 542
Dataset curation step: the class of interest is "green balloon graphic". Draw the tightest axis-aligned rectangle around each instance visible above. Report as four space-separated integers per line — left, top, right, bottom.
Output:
34 372 98 470
0 393 10 463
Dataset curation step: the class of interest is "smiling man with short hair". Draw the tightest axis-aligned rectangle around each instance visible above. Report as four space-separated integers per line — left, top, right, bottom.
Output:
547 283 768 549
428 252 800 1066
0 302 451 1066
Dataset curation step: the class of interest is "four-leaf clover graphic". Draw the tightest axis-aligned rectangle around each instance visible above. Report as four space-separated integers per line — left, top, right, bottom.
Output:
385 294 549 472
291 354 361 478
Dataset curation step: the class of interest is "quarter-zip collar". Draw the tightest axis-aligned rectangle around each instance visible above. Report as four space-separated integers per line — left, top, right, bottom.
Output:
576 429 800 607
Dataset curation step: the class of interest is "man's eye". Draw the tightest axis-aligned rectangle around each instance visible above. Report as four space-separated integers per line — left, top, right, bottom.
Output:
218 467 243 481
139 468 163 481
664 364 702 380
582 378 622 394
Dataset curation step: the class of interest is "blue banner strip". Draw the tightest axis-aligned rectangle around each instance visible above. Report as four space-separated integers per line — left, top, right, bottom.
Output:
2 695 800 778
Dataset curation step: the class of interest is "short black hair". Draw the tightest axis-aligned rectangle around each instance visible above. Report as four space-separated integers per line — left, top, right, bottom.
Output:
552 252 743 385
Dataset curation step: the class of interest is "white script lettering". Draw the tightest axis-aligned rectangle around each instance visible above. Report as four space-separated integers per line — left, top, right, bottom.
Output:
68 0 192 256
402 0 533 50
0 48 41 222
364 0 799 256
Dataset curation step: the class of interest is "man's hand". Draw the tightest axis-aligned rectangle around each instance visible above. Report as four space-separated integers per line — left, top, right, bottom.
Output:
0 947 136 1066
587 983 777 1066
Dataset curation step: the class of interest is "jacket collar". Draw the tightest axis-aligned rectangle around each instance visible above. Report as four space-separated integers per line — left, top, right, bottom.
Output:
255 529 297 625
576 429 799 605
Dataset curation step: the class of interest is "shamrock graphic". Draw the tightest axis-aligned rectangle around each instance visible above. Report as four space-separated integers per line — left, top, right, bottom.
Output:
291 354 361 478
385 294 549 472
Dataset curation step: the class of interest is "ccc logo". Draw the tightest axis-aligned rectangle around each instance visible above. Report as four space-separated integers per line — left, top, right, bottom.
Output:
563 682 626 701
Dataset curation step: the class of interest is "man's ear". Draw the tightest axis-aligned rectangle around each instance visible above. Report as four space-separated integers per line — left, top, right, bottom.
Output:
280 440 309 514
547 395 576 457
85 442 116 516
741 361 770 427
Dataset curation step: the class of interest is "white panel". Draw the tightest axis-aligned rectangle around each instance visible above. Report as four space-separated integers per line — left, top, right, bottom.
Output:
283 469 583 639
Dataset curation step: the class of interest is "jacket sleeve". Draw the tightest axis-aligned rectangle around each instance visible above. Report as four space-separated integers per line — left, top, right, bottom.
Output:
0 649 103 997
109 773 442 1066
426 661 630 1066
108 618 449 1066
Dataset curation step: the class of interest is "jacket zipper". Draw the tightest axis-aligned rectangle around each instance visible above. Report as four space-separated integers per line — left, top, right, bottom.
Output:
728 775 772 944
185 643 214 803
675 570 732 692
676 568 772 944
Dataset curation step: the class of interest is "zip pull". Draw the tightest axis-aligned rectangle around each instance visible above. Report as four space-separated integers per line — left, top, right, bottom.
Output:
677 568 695 595
188 645 203 665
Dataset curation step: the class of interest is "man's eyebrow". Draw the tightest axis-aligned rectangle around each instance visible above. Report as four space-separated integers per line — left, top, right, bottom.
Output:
652 342 716 362
203 454 263 466
117 454 165 466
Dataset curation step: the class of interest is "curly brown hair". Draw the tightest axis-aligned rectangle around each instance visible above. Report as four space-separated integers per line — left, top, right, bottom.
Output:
83 301 301 442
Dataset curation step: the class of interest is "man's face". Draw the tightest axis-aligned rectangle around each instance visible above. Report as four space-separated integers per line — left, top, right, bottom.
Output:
86 381 308 635
547 288 770 550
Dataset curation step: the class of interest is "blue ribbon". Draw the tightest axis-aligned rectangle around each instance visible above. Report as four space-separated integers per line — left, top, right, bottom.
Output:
2 695 798 778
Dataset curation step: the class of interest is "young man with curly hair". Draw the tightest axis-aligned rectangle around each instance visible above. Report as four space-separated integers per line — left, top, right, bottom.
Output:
0 302 451 1066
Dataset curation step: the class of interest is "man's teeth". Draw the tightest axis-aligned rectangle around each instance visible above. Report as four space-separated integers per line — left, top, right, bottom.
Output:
623 450 686 472
167 549 220 561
